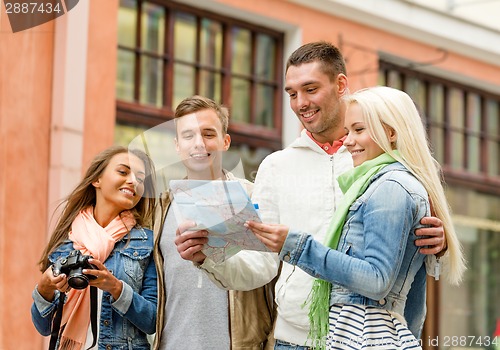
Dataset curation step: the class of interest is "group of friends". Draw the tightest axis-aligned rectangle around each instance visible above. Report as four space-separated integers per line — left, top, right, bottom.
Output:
31 41 465 350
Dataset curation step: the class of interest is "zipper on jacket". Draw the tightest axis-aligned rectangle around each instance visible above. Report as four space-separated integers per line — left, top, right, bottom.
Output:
330 155 338 212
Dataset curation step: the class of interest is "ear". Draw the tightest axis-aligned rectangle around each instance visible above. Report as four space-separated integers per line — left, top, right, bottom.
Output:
387 127 397 143
223 134 231 151
174 137 179 154
337 73 348 96
92 179 101 188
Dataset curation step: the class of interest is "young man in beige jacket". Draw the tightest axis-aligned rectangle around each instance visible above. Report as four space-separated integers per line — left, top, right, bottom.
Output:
153 95 277 350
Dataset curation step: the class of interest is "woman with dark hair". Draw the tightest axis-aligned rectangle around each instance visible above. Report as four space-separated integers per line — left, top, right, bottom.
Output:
31 146 157 349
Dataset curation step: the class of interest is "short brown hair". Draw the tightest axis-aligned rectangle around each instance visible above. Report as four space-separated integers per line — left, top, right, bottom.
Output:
174 95 229 134
286 41 346 80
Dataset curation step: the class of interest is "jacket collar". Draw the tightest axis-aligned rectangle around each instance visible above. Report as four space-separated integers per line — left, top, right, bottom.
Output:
289 129 349 156
369 161 409 182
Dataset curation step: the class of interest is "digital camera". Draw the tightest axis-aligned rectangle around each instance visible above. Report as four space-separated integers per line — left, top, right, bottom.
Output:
52 250 98 290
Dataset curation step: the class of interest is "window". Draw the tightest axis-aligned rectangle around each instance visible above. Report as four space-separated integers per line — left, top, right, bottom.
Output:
440 224 500 350
379 61 500 195
116 0 284 151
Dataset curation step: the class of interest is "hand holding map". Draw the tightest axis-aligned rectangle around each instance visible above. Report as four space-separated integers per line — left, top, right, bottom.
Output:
169 180 270 262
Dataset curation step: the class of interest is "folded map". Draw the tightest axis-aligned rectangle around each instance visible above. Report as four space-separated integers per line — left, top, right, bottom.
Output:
169 179 270 262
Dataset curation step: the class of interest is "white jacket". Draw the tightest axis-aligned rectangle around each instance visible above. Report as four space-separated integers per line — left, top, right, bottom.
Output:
253 130 353 346
200 130 353 346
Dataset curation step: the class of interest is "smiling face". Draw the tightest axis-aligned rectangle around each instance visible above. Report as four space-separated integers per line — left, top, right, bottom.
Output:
92 152 146 219
285 61 348 143
175 108 231 180
344 103 386 167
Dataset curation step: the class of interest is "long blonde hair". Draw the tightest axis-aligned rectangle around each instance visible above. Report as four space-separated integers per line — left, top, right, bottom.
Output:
343 86 466 284
38 146 156 271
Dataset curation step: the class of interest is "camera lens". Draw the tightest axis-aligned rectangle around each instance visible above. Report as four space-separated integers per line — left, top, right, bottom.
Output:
68 272 89 289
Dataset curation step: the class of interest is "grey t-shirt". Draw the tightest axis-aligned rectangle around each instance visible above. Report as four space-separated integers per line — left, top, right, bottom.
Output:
159 203 230 350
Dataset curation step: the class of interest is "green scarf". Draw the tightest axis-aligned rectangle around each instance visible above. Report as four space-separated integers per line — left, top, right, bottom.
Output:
307 152 398 349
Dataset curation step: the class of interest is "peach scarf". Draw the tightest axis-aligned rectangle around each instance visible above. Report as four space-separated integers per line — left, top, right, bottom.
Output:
57 207 135 350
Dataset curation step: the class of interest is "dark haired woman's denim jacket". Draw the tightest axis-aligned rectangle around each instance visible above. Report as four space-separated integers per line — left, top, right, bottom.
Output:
31 227 157 350
279 163 430 336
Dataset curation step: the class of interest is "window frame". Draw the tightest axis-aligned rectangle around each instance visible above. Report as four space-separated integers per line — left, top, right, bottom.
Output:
116 0 284 150
379 60 500 195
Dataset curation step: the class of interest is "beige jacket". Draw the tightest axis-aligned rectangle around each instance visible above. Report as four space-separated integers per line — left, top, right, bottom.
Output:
152 172 276 350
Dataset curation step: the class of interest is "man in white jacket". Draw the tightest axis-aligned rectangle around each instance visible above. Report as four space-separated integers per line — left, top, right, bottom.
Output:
175 42 447 349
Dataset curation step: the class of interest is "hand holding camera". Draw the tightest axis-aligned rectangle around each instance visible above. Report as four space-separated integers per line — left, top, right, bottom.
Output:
50 249 124 299
52 250 98 290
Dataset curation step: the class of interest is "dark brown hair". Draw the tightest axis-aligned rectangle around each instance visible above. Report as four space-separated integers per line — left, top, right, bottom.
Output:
286 41 347 80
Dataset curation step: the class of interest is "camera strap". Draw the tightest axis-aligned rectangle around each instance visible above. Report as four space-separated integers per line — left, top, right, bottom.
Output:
87 286 98 350
48 292 66 350
48 287 98 350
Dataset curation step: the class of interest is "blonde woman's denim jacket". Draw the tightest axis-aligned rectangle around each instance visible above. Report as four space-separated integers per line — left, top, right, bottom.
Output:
31 227 157 350
279 163 430 335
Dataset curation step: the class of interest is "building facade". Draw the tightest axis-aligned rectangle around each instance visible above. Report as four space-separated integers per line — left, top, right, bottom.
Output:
1 0 499 349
